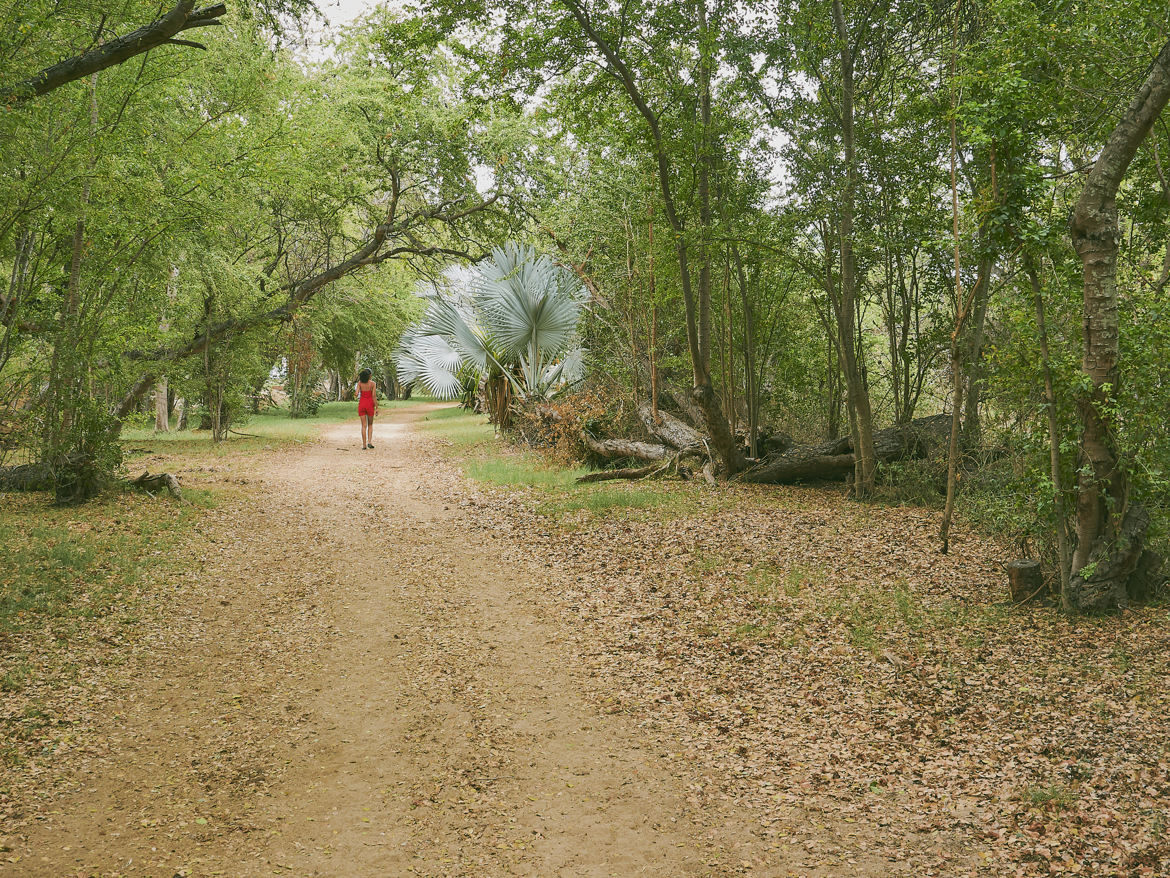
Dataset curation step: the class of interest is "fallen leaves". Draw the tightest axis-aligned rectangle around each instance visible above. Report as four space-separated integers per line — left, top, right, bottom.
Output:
461 471 1170 877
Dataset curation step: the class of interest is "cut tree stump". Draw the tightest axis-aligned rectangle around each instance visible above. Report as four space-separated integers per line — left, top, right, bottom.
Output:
1007 559 1044 602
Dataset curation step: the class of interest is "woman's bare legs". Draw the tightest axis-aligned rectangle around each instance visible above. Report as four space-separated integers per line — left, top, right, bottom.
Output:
366 415 374 448
360 414 369 448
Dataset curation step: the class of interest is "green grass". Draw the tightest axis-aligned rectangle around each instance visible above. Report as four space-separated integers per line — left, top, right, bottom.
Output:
1015 782 1079 810
0 490 200 644
734 621 775 640
122 399 431 449
419 406 722 519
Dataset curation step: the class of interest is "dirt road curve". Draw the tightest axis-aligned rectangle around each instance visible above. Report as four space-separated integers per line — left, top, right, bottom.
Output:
8 404 760 877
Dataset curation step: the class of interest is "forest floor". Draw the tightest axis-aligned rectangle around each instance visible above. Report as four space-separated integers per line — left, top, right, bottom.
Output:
1 402 1168 877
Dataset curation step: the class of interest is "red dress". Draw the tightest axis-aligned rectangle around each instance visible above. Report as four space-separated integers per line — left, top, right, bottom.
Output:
358 385 376 417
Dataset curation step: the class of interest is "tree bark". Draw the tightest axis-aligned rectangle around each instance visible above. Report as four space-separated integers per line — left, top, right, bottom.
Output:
1 1 227 104
132 470 182 500
648 198 660 424
696 0 714 372
1025 257 1072 605
940 13 966 556
731 247 759 458
154 378 169 431
831 0 877 496
581 432 671 463
637 403 703 449
1007 560 1044 603
962 251 994 440
1067 37 1170 610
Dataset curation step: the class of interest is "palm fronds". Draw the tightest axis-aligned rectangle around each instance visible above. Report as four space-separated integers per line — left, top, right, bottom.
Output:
392 243 587 418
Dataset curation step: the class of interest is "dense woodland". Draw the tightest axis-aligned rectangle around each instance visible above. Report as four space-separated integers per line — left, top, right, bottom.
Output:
3 0 1170 612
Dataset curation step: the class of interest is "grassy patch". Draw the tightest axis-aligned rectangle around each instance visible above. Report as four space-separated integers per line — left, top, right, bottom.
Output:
420 406 718 518
734 621 774 640
0 491 199 641
468 458 589 489
122 399 433 457
1015 782 1079 810
743 561 826 605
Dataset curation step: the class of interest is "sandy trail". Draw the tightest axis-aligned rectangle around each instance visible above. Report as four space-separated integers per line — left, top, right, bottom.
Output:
9 404 743 876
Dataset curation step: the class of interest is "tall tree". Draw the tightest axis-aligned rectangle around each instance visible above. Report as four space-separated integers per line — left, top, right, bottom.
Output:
1065 36 1170 611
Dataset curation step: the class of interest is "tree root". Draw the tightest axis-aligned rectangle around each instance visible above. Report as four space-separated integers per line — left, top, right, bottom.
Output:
576 452 689 484
131 470 183 500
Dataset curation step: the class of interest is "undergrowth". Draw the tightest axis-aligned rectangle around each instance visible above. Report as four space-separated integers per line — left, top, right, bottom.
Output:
420 405 725 520
0 489 201 643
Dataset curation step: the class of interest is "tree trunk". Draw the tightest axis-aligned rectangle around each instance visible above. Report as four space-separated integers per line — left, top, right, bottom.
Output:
1025 258 1073 605
731 246 759 458
648 199 660 425
582 433 671 463
637 403 703 449
175 398 188 431
154 378 169 432
962 251 994 441
831 0 877 496
826 333 841 441
1067 37 1170 611
43 73 98 469
559 0 741 475
940 16 965 556
1007 560 1043 603
696 0 713 373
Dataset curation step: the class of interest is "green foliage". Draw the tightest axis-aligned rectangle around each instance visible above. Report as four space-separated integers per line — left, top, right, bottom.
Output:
3 0 1170 573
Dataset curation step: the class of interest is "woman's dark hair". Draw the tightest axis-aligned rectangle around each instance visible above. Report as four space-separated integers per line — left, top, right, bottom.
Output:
359 369 372 383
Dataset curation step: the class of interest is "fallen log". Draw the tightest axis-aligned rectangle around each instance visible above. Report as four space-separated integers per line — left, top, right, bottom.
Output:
0 461 52 492
637 402 704 449
577 461 664 483
581 431 672 462
737 414 950 485
576 451 689 484
131 470 183 500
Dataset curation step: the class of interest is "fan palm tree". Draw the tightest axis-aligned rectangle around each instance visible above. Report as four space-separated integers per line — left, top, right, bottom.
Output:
394 244 587 424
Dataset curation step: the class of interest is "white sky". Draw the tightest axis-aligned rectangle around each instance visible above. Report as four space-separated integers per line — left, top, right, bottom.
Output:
295 0 387 62
319 0 380 29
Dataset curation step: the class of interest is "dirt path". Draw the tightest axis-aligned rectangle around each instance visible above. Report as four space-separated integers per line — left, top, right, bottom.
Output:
7 405 752 876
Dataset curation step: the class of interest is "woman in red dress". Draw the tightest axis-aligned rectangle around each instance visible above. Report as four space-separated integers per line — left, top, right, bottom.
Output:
356 368 378 449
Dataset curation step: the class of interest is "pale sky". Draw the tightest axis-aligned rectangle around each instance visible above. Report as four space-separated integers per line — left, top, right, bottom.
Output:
299 0 391 62
319 0 381 29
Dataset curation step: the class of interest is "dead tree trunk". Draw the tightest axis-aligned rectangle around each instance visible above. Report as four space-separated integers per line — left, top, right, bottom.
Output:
131 470 183 500
637 403 703 449
1007 560 1044 602
581 432 672 463
738 414 949 485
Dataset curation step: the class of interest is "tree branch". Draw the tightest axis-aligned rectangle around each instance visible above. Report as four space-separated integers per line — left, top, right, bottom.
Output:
1 1 228 105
